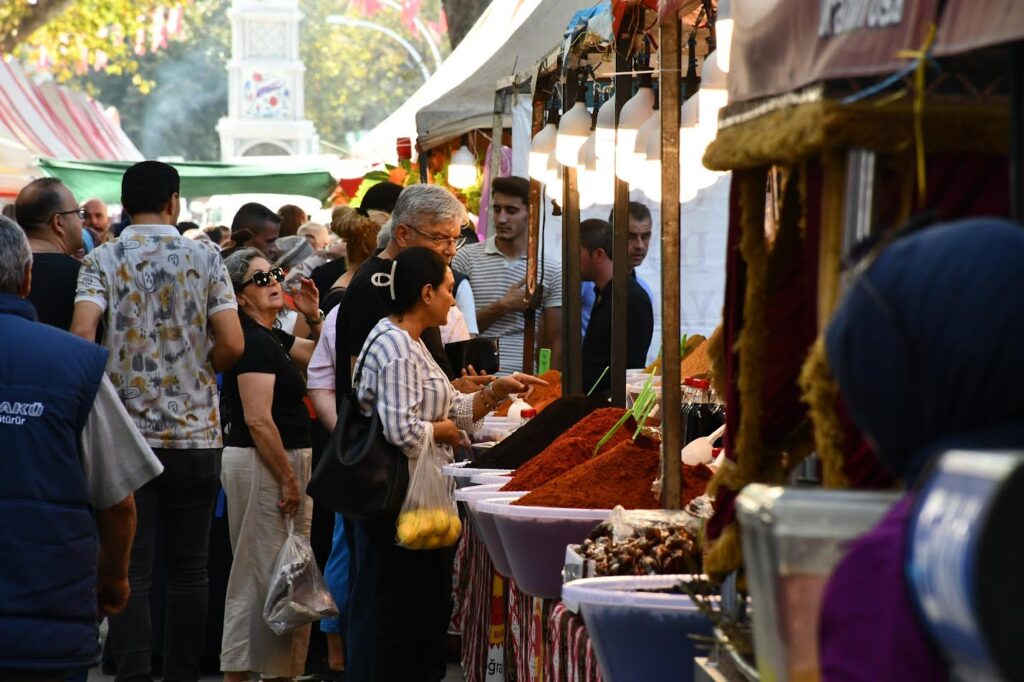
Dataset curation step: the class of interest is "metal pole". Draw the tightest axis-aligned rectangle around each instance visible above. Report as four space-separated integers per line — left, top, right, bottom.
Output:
490 90 506 241
610 8 637 407
659 15 683 510
1011 41 1023 224
526 84 546 376
563 69 584 393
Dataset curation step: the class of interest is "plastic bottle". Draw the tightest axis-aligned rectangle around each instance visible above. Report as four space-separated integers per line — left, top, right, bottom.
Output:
506 397 532 419
519 408 537 427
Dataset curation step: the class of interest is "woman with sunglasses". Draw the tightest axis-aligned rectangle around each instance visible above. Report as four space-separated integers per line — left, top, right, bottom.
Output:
218 248 324 682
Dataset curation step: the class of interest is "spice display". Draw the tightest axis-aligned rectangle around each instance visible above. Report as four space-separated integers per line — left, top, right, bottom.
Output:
557 407 634 445
494 370 563 416
646 334 706 373
514 437 714 509
500 437 592 491
471 396 610 469
576 520 701 576
680 338 711 378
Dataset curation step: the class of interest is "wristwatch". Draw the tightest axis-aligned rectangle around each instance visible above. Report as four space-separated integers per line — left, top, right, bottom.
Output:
304 309 326 326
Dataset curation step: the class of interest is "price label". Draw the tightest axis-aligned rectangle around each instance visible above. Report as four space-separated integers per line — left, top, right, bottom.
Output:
537 348 551 375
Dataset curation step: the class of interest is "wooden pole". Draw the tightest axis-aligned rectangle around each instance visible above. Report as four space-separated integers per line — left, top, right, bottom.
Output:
562 68 584 393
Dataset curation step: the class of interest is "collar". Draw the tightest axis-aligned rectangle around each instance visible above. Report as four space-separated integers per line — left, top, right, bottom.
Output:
484 236 526 260
0 292 38 321
121 224 180 239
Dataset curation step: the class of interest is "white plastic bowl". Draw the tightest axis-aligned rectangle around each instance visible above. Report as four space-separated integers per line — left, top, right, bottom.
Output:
453 483 519 537
562 575 714 682
471 494 528 577
442 461 514 489
470 472 513 485
478 498 610 598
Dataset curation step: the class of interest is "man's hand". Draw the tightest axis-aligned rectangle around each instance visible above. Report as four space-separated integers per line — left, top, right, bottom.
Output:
452 365 494 394
499 280 529 314
97 571 130 617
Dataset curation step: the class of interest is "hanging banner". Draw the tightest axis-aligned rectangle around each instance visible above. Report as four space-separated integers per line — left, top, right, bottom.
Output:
727 0 939 103
933 0 1024 57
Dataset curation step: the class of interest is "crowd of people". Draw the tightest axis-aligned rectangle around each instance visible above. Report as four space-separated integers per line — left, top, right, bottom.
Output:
0 160 657 682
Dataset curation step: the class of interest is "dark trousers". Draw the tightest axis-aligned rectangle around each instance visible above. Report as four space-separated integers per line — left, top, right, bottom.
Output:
346 517 454 682
107 448 221 682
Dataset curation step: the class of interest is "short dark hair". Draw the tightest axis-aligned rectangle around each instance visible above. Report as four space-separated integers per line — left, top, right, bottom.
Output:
491 176 530 207
122 161 180 217
231 202 280 236
14 177 66 232
608 201 652 226
360 181 404 214
381 247 449 316
176 221 199 235
580 218 613 258
204 226 224 244
276 204 307 237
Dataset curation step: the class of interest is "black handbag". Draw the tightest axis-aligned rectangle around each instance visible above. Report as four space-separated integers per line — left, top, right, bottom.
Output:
306 329 409 520
444 336 500 375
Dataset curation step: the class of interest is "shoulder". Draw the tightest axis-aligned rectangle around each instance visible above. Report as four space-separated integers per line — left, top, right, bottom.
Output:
453 243 484 265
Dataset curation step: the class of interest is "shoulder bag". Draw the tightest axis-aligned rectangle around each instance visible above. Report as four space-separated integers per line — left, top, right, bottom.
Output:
306 329 409 520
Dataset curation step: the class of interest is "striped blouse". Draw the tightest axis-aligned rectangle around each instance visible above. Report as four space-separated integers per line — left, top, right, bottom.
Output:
355 318 481 460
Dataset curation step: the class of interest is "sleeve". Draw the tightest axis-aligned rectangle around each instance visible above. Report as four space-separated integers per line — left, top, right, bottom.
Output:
375 354 431 459
233 330 279 376
456 280 479 335
307 306 339 390
273 328 296 352
542 257 563 308
627 286 655 369
207 255 238 315
81 375 164 509
75 251 109 312
450 391 483 434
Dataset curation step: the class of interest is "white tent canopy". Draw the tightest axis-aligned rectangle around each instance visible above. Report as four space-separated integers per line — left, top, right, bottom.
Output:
354 0 596 163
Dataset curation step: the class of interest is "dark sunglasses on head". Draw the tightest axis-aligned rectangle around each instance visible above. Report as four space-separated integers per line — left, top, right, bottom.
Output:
239 267 284 289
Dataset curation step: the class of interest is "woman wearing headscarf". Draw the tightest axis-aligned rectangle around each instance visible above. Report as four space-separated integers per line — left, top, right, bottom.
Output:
818 217 1024 680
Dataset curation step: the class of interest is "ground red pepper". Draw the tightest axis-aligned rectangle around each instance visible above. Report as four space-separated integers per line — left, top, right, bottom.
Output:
513 436 714 509
499 408 634 492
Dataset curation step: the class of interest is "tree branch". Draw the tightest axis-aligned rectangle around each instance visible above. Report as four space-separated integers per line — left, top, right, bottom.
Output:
0 0 75 54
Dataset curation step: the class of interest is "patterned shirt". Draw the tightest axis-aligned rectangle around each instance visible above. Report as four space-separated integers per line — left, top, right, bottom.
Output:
452 237 562 374
356 318 480 460
76 224 237 449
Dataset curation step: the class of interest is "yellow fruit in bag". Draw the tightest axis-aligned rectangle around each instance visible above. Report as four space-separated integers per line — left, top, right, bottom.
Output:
431 508 451 535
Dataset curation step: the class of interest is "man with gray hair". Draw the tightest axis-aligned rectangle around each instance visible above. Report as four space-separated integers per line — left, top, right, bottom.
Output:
0 216 162 678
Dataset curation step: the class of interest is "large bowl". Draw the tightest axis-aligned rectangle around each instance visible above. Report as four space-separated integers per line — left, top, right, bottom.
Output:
453 484 514 535
442 461 513 489
470 472 513 485
472 494 527 578
478 499 610 599
561 575 714 682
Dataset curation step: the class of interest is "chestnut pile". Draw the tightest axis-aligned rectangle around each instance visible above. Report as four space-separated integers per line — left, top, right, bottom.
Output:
575 521 701 576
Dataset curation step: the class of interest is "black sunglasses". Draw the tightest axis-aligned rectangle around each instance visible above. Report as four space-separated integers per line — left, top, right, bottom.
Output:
54 207 87 220
239 267 284 289
406 223 467 249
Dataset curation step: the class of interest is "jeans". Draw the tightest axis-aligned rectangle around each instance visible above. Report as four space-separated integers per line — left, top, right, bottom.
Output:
107 448 221 682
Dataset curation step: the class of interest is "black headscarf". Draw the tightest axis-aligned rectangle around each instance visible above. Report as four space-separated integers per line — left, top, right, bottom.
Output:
826 218 1024 484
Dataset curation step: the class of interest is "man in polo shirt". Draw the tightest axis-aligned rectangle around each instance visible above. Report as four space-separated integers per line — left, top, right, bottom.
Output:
579 218 653 396
453 176 562 374
71 160 245 682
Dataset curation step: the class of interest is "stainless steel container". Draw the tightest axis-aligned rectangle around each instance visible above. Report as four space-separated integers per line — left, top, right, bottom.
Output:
736 484 900 682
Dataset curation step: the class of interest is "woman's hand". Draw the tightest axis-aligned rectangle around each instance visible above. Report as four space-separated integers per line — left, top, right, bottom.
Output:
291 277 320 319
279 475 301 517
433 419 462 448
490 372 549 403
452 365 493 394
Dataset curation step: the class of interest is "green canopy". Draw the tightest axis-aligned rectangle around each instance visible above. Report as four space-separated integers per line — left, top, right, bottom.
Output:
38 158 338 204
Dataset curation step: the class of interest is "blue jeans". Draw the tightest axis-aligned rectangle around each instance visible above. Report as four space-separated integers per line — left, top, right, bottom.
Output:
107 448 221 682
319 514 350 634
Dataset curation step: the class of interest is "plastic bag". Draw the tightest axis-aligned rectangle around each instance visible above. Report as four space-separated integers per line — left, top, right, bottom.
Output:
395 436 462 550
264 518 338 635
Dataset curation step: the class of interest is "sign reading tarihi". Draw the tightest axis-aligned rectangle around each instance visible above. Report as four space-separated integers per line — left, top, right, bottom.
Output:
726 0 937 103
819 0 906 38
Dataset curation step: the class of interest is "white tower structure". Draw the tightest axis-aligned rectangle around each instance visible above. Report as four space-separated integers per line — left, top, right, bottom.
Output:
217 0 319 160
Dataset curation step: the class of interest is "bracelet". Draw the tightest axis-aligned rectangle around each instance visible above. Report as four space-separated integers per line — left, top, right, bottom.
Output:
483 383 502 409
304 309 325 326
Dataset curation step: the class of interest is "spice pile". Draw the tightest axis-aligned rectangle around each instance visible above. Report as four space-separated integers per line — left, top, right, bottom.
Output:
471 396 610 469
576 520 701 576
514 436 713 509
497 408 635 491
494 370 562 416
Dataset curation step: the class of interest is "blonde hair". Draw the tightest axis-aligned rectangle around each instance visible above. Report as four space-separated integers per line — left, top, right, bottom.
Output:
331 206 381 266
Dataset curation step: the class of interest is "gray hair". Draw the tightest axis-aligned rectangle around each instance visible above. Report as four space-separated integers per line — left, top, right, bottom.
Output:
377 218 393 250
0 215 32 295
223 247 265 290
390 184 466 239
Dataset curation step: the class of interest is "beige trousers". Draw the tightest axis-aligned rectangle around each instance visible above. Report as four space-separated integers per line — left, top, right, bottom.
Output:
220 446 313 678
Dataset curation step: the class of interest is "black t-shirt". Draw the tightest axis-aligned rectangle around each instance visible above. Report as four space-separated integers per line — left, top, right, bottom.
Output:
28 253 81 331
335 255 455 394
310 258 348 300
582 277 654 396
222 316 311 449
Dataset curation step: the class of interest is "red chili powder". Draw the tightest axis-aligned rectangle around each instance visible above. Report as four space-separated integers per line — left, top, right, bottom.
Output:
513 437 714 509
500 408 634 492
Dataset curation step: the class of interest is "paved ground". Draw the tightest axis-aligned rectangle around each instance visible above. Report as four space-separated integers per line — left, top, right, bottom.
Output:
88 663 467 680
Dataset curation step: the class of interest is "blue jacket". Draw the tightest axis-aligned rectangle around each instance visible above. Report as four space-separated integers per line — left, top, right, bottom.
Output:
0 292 109 670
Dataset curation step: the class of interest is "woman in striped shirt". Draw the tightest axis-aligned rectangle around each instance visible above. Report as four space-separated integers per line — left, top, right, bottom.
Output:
348 247 543 681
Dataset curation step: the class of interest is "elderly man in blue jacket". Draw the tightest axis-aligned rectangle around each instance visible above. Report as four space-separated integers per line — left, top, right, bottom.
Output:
0 215 162 680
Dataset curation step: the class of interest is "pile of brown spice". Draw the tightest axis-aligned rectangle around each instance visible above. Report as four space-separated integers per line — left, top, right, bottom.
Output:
514 437 714 509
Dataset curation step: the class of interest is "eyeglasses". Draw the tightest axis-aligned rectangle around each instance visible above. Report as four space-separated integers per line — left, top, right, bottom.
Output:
239 267 285 289
54 207 87 220
406 223 466 249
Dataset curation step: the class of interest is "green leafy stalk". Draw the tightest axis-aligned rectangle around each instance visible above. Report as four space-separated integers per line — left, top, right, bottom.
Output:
586 366 610 397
